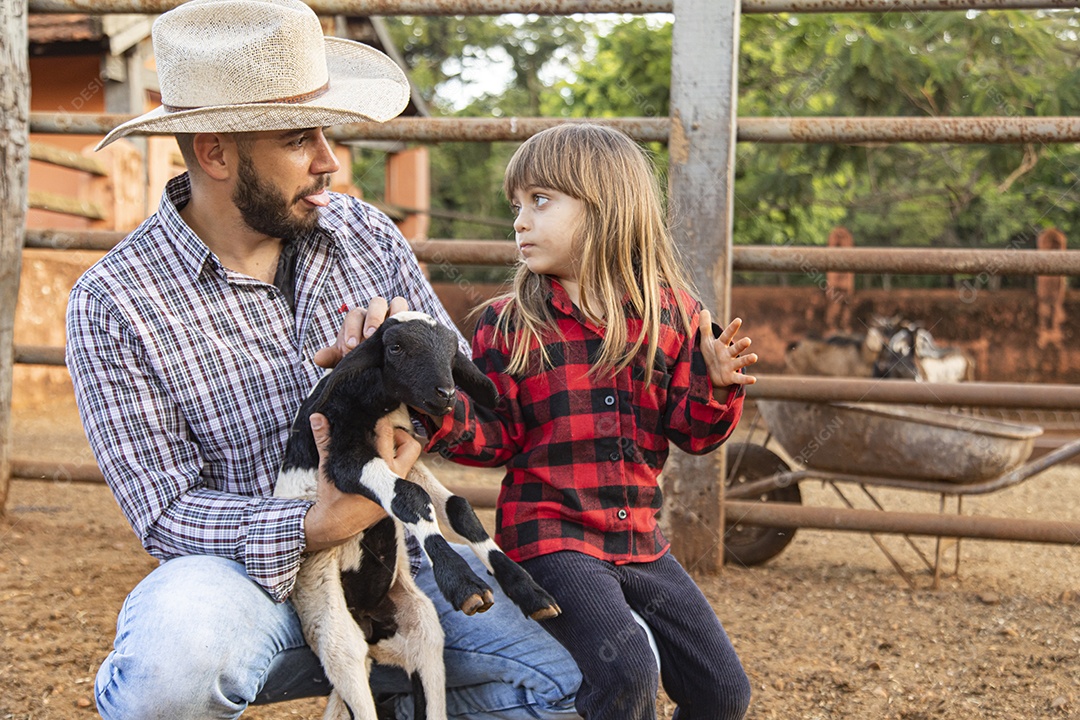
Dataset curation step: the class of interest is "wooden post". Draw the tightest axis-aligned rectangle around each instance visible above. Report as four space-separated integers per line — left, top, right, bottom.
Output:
825 226 855 330
1036 228 1067 350
386 147 431 241
663 0 741 573
0 0 30 514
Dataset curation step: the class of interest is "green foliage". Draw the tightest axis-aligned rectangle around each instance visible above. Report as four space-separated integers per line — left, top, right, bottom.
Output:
365 15 587 262
734 9 1080 264
545 18 672 165
383 15 586 116
362 10 1080 291
547 18 671 120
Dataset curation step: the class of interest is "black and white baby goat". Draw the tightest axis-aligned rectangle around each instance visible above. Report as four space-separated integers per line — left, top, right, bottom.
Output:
274 311 560 720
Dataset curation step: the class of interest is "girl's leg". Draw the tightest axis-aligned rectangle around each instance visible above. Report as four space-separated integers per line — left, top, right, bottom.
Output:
521 552 659 720
621 552 752 720
95 555 322 720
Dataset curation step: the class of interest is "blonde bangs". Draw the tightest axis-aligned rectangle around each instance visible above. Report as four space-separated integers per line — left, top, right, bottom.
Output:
503 126 590 201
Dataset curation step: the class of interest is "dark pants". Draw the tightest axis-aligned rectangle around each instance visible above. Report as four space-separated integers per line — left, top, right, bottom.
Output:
521 550 751 720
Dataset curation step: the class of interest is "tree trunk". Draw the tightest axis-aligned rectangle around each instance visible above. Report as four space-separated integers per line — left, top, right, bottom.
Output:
0 0 30 514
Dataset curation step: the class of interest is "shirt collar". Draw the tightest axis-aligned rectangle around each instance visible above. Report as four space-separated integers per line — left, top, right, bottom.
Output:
547 278 614 336
159 173 216 280
547 278 576 317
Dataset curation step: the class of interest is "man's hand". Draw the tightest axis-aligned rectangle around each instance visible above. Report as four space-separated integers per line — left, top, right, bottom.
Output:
700 310 759 388
302 412 419 552
313 296 409 369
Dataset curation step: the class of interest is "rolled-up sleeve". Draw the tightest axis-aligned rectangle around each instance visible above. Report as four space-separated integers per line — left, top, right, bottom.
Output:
66 285 310 602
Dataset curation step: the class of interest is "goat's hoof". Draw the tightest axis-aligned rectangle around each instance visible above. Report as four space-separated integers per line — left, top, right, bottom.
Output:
460 589 495 616
530 603 561 621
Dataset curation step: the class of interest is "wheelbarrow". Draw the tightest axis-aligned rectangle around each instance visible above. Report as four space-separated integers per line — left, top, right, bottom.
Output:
722 400 1080 584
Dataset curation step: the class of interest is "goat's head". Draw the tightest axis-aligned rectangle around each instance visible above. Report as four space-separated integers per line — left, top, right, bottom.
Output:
329 311 498 417
872 326 923 381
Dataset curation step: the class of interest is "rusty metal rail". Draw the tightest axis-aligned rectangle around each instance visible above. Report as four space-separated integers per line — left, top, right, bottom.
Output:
30 141 108 176
740 116 1080 144
13 338 1080 410
745 377 1080 410
24 229 120 251
744 0 1080 11
24 230 1080 276
14 345 65 366
725 500 1080 546
13 453 1080 549
434 242 1080 276
30 113 1080 145
410 239 517 266
9 457 504 512
28 0 671 13
417 242 1080 275
28 113 670 143
26 0 1080 13
737 246 1080 275
11 458 102 483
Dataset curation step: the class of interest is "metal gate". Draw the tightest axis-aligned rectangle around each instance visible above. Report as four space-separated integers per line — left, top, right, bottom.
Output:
3 0 1079 569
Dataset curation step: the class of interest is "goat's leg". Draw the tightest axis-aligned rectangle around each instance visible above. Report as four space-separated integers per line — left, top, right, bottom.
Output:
335 454 495 615
407 463 561 621
369 558 448 720
292 550 381 720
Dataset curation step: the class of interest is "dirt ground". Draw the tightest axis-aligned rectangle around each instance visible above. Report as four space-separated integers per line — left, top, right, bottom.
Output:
2 405 1078 720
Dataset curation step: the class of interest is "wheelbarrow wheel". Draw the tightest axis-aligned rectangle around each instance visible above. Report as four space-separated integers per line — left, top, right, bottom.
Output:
724 442 801 567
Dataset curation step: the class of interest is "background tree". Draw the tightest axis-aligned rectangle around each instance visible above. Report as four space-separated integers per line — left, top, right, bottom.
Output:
734 10 1080 289
356 15 585 247
356 11 1080 289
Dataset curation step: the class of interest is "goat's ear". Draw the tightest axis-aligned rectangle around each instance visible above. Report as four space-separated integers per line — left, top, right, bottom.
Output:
315 332 385 405
452 351 498 408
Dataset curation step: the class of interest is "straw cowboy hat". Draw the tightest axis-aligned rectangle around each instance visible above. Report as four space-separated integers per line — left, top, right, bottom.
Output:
96 0 409 150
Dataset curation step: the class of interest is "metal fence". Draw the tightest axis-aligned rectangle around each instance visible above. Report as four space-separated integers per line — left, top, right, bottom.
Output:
3 0 1079 564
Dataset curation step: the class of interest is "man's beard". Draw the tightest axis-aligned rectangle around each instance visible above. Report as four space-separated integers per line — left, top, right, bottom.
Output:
232 149 329 241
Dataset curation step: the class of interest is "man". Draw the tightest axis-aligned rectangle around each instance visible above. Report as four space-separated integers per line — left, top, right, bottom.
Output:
66 0 581 717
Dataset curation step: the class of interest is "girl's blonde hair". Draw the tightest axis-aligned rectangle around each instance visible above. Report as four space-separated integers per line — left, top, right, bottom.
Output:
490 123 696 378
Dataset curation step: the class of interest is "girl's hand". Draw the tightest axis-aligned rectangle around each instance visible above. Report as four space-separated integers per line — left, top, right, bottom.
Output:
700 310 758 388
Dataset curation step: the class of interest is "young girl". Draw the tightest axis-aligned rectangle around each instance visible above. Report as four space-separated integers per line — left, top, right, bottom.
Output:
424 124 756 720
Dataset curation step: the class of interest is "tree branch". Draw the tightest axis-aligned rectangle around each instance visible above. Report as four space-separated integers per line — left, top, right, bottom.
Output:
997 143 1040 193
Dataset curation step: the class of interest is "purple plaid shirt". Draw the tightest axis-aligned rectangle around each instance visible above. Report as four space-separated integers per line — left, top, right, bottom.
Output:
66 173 461 602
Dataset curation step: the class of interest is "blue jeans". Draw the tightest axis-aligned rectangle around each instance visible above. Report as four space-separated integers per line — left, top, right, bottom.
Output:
95 547 582 719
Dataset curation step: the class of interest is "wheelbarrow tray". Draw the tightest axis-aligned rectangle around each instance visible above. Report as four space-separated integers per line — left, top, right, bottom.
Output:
756 400 1043 484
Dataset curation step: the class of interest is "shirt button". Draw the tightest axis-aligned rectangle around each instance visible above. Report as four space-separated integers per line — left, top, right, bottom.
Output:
617 509 628 520
609 451 620 462
266 289 276 300
604 395 616 406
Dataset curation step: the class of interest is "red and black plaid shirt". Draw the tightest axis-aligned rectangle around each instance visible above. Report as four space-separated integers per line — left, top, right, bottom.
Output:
427 280 744 565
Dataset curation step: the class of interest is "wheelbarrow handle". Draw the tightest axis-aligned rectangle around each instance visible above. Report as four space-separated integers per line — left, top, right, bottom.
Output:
724 437 1080 499
988 436 1080 492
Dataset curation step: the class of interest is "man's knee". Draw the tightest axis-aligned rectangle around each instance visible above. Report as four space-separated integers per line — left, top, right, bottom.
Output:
96 556 303 719
96 639 250 720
